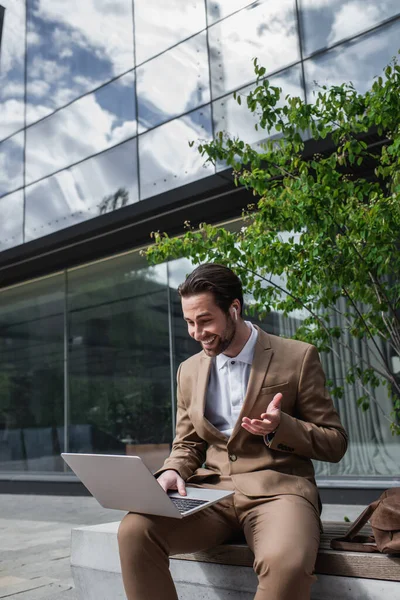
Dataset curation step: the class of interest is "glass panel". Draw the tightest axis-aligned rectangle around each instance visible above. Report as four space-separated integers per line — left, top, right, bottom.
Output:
26 0 134 125
0 274 65 473
304 19 400 99
315 334 400 478
139 105 214 200
25 138 138 242
0 0 25 140
0 132 24 197
168 257 202 366
213 64 304 152
0 189 24 251
67 252 172 472
207 0 256 24
137 32 210 133
208 0 300 99
25 71 136 185
134 0 206 64
299 0 400 57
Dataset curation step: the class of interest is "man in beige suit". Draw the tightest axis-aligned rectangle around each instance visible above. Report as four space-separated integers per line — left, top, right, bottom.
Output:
118 264 347 600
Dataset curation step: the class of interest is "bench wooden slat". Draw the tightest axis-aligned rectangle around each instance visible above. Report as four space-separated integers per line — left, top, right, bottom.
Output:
171 521 400 582
315 550 400 581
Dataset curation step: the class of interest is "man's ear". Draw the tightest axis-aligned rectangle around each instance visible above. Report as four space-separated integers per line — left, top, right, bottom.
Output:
233 300 242 318
231 302 240 321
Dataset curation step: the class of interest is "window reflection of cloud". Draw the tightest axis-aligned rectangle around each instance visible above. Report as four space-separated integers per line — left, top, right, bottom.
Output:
25 139 138 242
209 0 299 99
27 28 41 47
0 133 24 197
26 0 134 123
300 0 400 56
168 258 196 291
0 0 25 140
137 33 210 132
305 20 400 97
213 65 304 150
139 107 214 200
327 2 382 46
26 72 136 185
207 1 257 24
0 190 24 250
134 0 206 64
32 0 135 72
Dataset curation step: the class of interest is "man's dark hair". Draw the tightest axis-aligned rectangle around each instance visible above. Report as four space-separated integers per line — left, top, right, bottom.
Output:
178 263 244 315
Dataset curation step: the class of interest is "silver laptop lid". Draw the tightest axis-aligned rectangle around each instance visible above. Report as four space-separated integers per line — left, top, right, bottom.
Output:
61 453 233 519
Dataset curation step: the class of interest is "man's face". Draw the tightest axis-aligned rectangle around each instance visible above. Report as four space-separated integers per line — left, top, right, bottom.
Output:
181 292 236 357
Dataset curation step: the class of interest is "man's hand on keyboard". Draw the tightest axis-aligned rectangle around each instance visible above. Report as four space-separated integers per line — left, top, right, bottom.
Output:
157 469 187 496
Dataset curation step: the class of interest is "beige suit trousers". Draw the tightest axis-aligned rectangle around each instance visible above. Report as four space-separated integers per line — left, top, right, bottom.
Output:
118 482 321 600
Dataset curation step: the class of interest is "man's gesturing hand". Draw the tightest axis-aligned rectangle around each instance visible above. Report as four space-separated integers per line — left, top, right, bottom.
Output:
241 392 283 436
157 469 187 496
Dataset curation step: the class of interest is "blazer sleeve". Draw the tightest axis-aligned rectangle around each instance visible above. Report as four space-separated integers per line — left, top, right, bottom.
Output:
266 345 348 462
154 363 207 481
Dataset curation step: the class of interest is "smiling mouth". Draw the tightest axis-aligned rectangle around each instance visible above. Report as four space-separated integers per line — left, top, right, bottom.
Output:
202 335 217 347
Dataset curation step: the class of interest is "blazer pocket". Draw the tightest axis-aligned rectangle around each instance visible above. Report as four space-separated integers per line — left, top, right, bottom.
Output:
259 382 290 395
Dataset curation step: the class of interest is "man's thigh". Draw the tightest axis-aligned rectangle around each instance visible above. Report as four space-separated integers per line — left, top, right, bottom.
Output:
239 494 320 570
120 494 240 557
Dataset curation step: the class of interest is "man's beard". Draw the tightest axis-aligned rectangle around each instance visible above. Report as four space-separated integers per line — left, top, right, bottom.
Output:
201 316 236 357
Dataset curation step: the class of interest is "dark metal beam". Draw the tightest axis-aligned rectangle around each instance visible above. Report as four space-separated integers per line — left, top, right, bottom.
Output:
0 129 387 289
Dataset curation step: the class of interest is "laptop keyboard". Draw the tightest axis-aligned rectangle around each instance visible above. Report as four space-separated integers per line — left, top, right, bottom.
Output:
169 497 208 513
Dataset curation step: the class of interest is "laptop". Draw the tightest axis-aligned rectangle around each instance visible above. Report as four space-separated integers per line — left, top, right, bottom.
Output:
61 453 234 519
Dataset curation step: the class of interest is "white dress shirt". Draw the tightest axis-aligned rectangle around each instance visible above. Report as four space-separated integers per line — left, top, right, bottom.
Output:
205 321 258 437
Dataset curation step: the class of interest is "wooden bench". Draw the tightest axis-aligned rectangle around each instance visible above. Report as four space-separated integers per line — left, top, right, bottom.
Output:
71 521 400 600
172 522 400 583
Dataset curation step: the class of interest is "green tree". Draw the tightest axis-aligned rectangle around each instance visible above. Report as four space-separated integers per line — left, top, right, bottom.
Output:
145 54 400 434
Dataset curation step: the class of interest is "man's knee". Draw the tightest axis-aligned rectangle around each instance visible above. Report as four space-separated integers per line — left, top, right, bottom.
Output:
254 543 318 581
118 512 155 553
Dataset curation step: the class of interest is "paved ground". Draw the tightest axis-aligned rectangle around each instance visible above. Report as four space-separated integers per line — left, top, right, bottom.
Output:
0 495 365 600
0 495 126 600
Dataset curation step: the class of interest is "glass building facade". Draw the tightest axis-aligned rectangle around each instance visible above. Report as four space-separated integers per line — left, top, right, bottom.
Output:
0 0 399 485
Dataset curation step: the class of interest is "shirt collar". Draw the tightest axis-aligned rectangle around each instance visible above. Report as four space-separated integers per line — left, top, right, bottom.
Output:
216 321 258 370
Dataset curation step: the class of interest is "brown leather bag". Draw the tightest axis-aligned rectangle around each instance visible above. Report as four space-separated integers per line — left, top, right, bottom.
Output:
331 488 400 554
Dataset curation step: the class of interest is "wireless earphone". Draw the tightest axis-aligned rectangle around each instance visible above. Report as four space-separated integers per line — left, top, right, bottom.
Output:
233 307 238 321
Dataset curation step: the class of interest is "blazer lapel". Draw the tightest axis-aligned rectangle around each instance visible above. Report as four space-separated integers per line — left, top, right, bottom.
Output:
195 352 229 442
229 327 274 442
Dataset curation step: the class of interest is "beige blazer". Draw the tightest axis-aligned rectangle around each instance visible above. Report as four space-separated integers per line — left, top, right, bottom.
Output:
159 327 348 511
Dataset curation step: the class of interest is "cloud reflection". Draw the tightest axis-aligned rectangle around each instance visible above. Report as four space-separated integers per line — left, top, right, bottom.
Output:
208 0 300 99
0 133 24 197
25 139 139 241
207 0 256 24
305 19 400 96
0 189 24 250
137 32 210 132
139 106 214 200
26 72 136 185
26 0 135 124
300 0 400 56
134 0 206 64
0 0 25 140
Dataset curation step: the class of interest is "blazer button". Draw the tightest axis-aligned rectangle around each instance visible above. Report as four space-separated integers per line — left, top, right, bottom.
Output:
229 453 237 462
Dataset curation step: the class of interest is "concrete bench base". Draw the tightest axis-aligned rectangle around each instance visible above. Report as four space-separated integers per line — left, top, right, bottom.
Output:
71 563 396 600
71 522 400 600
72 567 125 600
169 560 396 600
